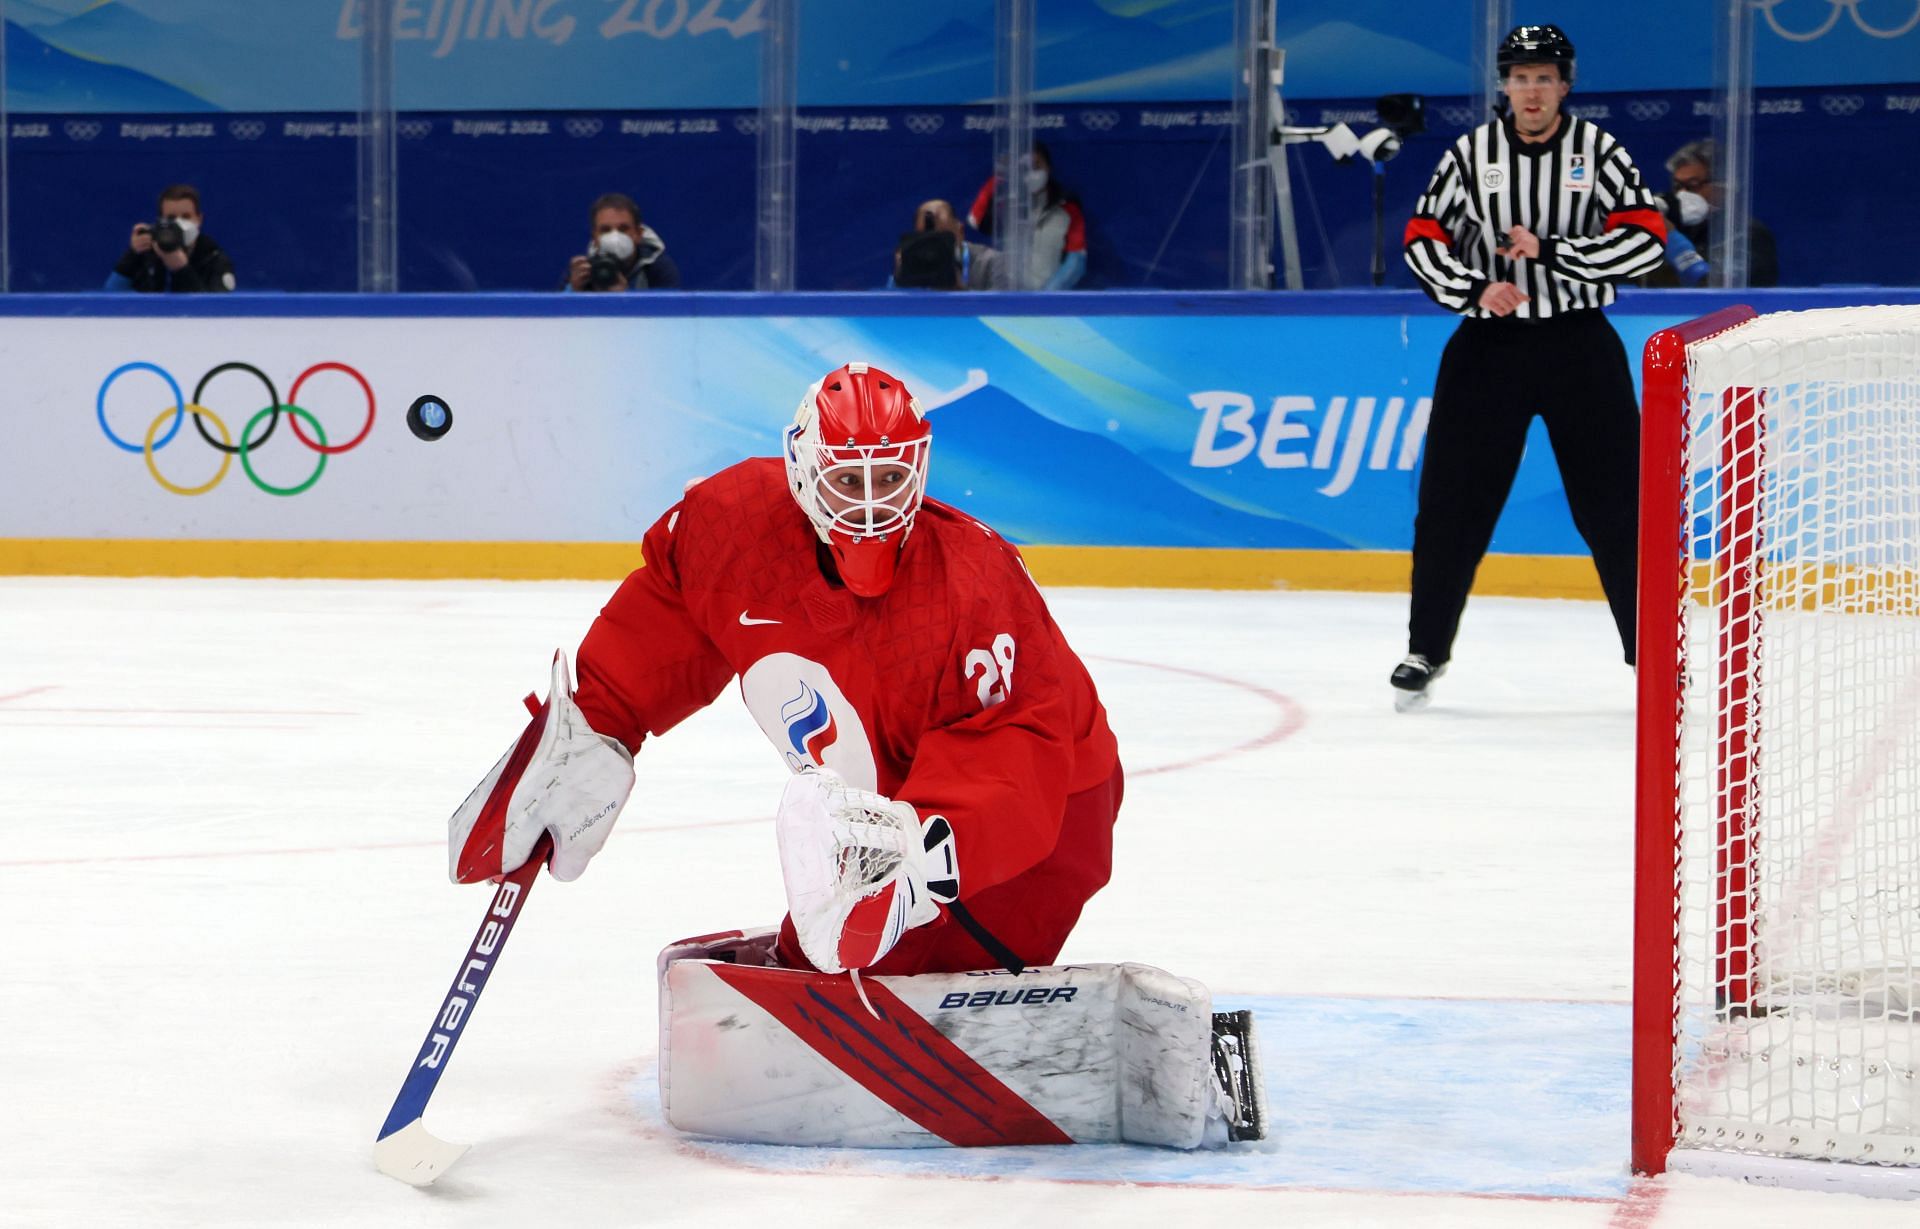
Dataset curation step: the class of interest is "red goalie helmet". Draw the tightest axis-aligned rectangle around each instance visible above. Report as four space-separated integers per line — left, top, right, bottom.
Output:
784 362 931 598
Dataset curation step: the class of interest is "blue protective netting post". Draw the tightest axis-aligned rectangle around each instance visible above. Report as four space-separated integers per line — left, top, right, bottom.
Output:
992 0 1036 291
1710 0 1754 289
356 0 397 293
755 0 797 293
1473 0 1514 129
2 6 11 295
1230 0 1277 290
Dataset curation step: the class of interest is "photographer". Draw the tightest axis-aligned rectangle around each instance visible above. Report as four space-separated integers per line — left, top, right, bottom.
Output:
564 193 680 292
106 184 235 294
892 199 1004 290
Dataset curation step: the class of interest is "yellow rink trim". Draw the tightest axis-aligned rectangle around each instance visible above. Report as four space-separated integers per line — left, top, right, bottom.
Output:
1686 562 1920 614
0 537 1612 598
1020 546 1605 597
0 538 648 581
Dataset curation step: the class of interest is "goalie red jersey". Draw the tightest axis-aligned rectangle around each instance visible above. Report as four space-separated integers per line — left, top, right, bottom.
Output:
571 452 1121 975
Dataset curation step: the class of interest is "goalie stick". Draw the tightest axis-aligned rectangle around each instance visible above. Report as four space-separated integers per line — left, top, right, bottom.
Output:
374 832 553 1187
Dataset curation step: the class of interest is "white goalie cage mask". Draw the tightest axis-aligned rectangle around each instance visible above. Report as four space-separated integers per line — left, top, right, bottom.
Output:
783 363 932 597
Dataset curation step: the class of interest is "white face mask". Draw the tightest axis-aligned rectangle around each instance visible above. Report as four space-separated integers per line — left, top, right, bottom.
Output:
1024 165 1050 196
593 229 636 262
1673 189 1709 227
173 218 200 248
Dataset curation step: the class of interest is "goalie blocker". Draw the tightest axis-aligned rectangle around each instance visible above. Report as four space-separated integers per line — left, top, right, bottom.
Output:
657 929 1267 1149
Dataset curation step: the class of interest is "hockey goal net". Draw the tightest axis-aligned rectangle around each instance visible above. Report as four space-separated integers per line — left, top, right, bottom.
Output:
1634 304 1920 1186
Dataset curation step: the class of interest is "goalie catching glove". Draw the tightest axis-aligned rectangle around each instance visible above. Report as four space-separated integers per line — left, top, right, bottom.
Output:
449 651 636 884
776 768 958 973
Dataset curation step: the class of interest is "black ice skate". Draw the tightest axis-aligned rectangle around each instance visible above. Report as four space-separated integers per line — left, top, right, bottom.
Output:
1209 1009 1268 1143
1389 653 1446 713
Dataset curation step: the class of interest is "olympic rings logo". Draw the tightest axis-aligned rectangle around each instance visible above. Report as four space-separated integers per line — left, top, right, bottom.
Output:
96 361 376 497
1756 0 1920 42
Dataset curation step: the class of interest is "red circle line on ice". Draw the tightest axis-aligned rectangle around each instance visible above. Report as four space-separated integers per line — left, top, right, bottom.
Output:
0 656 1304 868
96 360 376 496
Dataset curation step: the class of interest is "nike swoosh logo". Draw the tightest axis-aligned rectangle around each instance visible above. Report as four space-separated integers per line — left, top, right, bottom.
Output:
738 612 782 626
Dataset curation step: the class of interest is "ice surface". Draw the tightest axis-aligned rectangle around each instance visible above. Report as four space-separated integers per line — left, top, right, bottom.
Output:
0 578 1898 1226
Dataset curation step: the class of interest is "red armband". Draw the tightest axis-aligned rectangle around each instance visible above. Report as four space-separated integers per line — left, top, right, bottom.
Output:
1403 216 1451 249
1605 208 1668 243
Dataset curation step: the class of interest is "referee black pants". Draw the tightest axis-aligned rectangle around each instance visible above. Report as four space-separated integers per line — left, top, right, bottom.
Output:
1408 309 1639 667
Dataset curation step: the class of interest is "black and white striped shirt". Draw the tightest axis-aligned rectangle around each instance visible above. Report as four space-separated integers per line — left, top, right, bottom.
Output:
1403 114 1666 319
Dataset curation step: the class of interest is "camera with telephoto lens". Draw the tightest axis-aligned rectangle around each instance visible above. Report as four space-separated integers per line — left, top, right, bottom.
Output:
586 251 625 290
149 218 187 254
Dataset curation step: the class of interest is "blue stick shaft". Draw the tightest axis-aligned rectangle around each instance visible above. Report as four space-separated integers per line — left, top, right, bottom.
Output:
376 834 553 1142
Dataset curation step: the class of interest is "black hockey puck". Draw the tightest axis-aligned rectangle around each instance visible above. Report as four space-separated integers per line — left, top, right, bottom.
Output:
406 394 453 441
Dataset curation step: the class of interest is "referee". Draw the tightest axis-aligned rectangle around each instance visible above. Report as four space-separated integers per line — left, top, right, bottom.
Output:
1392 24 1667 711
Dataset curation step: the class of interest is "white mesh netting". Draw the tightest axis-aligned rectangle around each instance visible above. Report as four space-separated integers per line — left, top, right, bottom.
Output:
1672 306 1920 1165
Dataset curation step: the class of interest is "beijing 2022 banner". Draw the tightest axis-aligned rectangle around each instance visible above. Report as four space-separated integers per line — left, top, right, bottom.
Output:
5 0 1915 114
1 308 1687 554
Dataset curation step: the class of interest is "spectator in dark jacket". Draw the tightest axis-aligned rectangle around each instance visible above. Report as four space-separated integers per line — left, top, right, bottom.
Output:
106 183 235 293
1662 139 1778 287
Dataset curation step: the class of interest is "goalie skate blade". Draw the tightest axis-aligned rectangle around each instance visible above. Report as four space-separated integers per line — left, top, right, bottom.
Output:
374 1119 471 1187
1210 1009 1269 1143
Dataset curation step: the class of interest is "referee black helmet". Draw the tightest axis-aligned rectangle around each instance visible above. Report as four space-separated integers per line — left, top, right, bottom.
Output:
1497 24 1575 84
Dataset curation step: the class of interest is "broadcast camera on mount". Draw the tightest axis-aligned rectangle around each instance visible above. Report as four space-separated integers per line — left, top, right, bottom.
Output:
1249 34 1426 290
1278 93 1426 168
1272 92 1425 287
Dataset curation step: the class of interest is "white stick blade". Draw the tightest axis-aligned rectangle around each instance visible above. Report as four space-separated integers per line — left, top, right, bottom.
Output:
373 1119 471 1187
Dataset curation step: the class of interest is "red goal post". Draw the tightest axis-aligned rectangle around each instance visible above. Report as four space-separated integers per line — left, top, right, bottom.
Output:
1632 304 1920 1191
1632 303 1756 1178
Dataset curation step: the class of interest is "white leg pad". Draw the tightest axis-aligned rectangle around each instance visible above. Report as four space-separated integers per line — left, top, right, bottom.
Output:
656 931 1223 1149
1116 962 1217 1148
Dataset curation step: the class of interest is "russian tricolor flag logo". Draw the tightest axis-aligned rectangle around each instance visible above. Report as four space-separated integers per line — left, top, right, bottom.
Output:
780 681 839 769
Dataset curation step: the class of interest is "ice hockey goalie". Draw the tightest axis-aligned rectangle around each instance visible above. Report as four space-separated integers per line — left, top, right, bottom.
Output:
446 362 1267 1148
